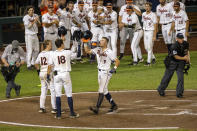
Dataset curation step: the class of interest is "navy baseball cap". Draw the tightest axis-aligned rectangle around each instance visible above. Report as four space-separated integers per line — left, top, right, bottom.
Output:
176 33 184 39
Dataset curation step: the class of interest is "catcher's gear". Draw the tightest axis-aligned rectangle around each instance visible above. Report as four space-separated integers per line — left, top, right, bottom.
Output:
109 68 116 74
73 30 83 41
58 26 67 37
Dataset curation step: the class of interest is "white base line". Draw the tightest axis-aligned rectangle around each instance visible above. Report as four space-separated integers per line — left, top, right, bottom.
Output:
0 121 179 130
1 90 196 129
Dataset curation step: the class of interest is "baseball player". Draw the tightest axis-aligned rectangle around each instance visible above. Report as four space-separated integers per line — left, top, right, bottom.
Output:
102 3 118 58
47 39 79 119
84 37 120 114
1 40 25 98
58 1 75 49
169 2 189 41
74 0 92 13
42 4 59 51
119 0 141 60
23 6 40 70
169 0 185 11
97 0 107 11
120 6 143 65
35 40 56 113
142 2 157 66
157 0 174 53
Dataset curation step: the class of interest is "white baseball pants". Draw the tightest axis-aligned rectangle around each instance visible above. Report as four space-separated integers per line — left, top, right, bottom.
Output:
131 29 143 62
98 70 112 95
25 34 39 67
162 23 174 44
39 72 56 110
144 30 156 63
91 27 104 42
104 29 118 58
120 27 133 54
64 30 71 49
54 72 72 97
44 33 58 51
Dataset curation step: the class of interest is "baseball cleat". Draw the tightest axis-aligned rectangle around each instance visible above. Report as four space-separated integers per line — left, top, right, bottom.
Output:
144 62 151 66
128 61 138 66
152 59 156 64
69 112 80 118
157 89 165 97
138 58 144 63
89 106 99 114
177 94 183 98
108 104 118 113
38 108 46 113
54 116 62 119
51 109 57 114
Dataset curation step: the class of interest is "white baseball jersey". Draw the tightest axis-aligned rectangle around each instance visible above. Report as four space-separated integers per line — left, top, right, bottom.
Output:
88 10 102 28
169 1 185 11
121 12 142 31
172 10 188 30
73 8 88 26
92 47 116 70
58 10 74 30
48 49 76 72
42 13 59 33
103 10 117 30
119 4 141 16
23 14 39 35
35 51 53 72
142 12 157 31
156 3 173 24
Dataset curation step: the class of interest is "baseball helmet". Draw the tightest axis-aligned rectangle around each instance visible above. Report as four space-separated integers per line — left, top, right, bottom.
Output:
73 30 83 41
58 26 67 37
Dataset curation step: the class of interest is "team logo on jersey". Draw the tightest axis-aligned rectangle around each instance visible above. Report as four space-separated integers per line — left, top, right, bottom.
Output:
97 50 107 57
143 16 151 20
47 16 55 21
159 9 168 13
174 15 182 20
29 18 35 22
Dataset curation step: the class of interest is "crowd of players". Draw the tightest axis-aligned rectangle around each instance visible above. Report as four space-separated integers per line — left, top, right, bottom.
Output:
1 0 190 119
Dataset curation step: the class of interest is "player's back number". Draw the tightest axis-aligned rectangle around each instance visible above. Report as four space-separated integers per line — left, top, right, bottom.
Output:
58 56 66 64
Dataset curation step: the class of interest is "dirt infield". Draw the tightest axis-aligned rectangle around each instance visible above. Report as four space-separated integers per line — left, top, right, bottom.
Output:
0 90 197 129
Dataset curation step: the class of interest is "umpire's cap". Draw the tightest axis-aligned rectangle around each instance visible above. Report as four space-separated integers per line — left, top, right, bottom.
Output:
58 26 67 37
12 40 19 49
176 33 184 39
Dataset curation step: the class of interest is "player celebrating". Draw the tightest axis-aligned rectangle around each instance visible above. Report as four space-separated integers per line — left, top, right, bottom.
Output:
35 40 56 113
23 6 40 70
42 4 59 50
120 6 143 65
169 2 189 41
84 37 120 114
169 0 185 11
102 3 118 58
142 2 157 66
47 39 79 119
157 0 174 54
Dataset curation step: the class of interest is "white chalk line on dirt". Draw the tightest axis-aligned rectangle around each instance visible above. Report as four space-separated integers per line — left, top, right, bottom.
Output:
0 121 179 130
0 90 197 129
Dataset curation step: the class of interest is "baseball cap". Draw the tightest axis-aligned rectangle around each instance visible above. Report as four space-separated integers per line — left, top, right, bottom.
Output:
106 3 112 8
176 33 184 39
78 1 84 5
12 40 19 49
174 2 180 7
126 5 133 10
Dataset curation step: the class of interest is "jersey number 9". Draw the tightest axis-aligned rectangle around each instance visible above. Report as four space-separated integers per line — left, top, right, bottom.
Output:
58 56 66 64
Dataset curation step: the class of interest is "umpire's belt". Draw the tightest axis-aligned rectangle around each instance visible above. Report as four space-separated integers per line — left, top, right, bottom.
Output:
177 28 185 31
163 22 172 25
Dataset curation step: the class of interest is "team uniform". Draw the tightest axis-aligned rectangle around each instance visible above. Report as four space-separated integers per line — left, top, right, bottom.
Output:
103 10 118 58
58 9 73 49
74 0 93 13
156 3 174 45
172 10 189 41
119 4 141 55
42 13 59 50
35 51 56 112
122 12 143 64
88 9 104 43
23 14 40 68
142 11 157 64
48 49 78 118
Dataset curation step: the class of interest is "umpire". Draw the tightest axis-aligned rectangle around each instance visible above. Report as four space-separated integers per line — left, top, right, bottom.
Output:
1 40 25 98
157 33 190 98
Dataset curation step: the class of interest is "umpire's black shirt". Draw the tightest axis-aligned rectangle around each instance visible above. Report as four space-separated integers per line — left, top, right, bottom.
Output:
171 41 189 62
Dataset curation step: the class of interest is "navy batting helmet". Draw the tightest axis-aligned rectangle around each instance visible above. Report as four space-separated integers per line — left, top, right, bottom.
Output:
58 26 67 37
82 30 93 40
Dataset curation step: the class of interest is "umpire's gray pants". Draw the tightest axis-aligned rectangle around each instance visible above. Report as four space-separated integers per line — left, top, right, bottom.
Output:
120 27 134 54
158 61 184 95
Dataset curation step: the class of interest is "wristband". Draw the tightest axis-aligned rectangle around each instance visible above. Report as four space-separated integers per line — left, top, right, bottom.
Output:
114 66 117 69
